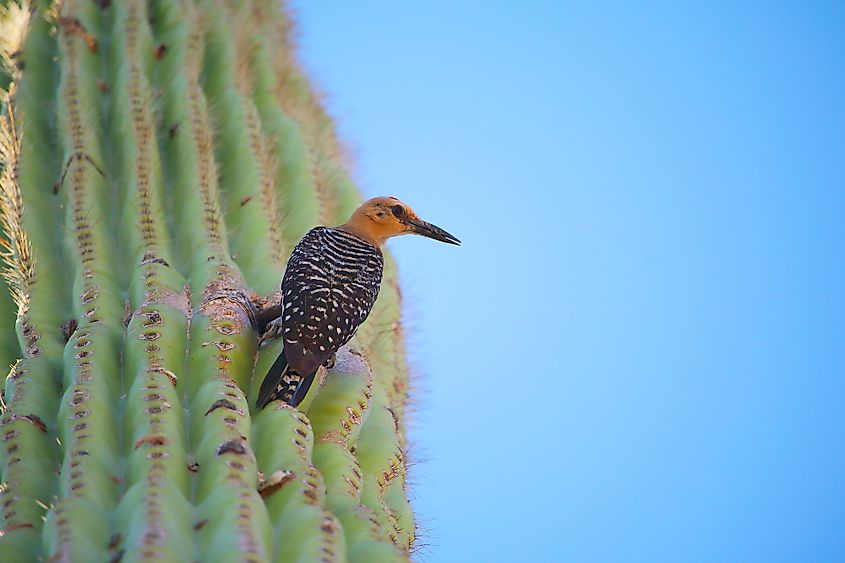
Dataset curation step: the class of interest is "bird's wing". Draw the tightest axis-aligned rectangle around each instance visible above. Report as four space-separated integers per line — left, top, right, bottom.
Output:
280 227 384 378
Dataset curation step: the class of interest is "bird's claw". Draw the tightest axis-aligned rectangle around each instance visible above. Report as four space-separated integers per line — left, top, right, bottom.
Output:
260 317 284 344
322 353 336 369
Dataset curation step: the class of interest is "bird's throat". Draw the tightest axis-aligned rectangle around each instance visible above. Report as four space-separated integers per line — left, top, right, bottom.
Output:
336 222 385 248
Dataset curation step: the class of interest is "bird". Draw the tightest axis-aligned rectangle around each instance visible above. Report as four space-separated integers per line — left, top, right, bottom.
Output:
256 196 460 409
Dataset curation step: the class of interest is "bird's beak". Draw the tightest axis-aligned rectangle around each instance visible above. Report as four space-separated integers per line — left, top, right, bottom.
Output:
406 217 461 245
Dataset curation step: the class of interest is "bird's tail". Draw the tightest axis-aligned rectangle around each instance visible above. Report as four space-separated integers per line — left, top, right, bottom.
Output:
256 350 316 408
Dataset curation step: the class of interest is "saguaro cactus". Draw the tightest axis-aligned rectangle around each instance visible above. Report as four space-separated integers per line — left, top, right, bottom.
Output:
0 1 415 561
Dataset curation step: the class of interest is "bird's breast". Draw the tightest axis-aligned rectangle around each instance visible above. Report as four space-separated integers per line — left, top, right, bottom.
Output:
278 227 384 377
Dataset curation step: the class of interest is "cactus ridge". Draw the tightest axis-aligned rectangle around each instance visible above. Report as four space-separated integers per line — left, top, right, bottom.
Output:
0 1 416 561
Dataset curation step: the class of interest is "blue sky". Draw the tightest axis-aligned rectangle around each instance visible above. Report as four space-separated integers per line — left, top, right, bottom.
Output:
290 3 845 561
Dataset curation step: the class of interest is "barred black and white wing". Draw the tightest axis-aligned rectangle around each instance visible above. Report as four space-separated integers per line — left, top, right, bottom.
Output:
257 227 384 407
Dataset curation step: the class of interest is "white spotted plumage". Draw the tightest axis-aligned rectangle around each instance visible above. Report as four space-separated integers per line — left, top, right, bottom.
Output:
257 227 383 407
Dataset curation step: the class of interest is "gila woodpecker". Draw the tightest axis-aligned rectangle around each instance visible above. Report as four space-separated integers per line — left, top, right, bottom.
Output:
257 196 460 408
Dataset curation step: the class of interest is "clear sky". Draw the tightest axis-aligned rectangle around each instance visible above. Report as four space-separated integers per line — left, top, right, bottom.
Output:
290 2 845 561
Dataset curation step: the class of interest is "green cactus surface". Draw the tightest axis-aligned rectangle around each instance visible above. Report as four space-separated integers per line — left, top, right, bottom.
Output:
0 1 415 561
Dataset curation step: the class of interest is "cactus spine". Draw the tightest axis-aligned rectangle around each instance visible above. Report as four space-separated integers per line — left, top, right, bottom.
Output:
0 1 415 561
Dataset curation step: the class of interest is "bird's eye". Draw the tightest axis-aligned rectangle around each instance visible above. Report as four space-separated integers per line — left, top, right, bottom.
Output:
391 205 405 217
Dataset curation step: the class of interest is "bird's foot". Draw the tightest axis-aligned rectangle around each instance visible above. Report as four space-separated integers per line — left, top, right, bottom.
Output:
260 317 284 344
322 353 336 369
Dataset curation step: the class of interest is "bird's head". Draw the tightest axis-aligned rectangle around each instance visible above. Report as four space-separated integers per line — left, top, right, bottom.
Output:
339 196 461 247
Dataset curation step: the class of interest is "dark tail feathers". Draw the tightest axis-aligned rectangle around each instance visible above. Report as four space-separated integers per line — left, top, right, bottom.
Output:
256 350 316 409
